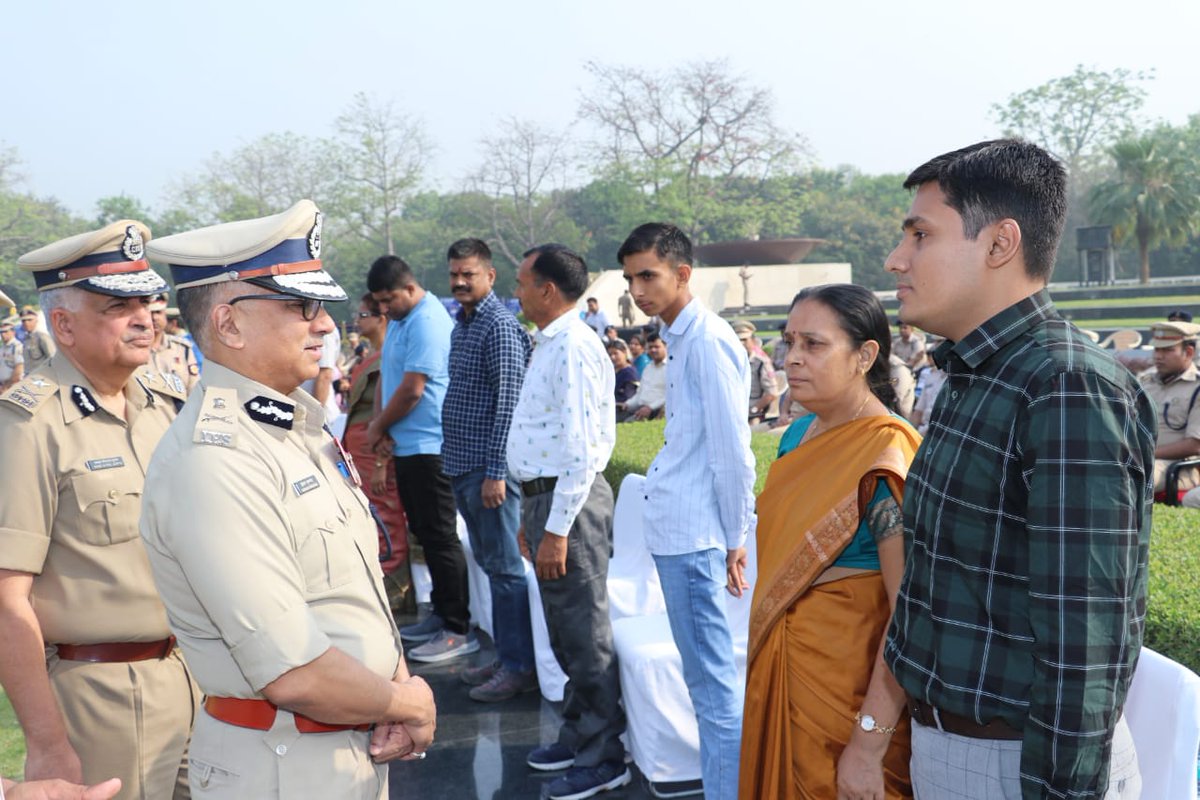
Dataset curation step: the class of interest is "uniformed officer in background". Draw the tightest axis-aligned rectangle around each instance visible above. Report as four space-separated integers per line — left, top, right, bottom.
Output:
0 220 199 799
147 293 199 393
19 307 56 374
139 199 435 799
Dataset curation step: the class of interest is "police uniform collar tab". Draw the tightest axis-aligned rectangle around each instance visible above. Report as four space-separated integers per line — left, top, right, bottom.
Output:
245 396 296 430
71 384 99 417
17 220 169 297
145 199 348 302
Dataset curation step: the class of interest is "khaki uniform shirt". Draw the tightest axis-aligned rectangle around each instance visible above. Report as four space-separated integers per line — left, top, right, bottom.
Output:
0 338 22 386
1139 363 1200 447
0 355 184 644
892 333 925 367
140 360 400 697
22 330 56 374
150 334 200 394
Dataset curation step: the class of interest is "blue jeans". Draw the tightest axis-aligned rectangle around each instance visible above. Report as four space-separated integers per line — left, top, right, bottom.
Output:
452 468 534 673
653 549 743 800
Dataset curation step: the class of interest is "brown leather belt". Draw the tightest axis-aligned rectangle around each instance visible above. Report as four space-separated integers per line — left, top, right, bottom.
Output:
54 637 176 663
907 697 1022 740
204 696 371 734
521 476 557 497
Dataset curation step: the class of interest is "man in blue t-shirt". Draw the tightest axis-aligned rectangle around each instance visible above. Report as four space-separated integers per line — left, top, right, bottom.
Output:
367 255 476 663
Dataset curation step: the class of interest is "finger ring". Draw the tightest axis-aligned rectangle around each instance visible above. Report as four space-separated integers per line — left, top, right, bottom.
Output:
413 751 426 760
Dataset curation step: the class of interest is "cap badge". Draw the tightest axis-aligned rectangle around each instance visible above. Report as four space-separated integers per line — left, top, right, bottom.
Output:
307 211 323 259
122 225 145 261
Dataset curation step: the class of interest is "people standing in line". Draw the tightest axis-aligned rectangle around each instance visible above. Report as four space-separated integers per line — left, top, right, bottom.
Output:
619 223 755 800
0 220 198 799
147 293 199 394
342 293 410 612
509 244 630 800
884 140 1151 799
583 296 609 337
366 255 476 663
140 200 435 799
441 238 538 702
740 284 920 799
19 307 55 374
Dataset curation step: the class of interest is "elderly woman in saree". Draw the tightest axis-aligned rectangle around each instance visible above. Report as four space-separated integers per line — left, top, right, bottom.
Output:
739 284 921 800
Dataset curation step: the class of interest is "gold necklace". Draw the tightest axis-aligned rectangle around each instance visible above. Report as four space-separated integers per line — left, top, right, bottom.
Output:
808 394 871 441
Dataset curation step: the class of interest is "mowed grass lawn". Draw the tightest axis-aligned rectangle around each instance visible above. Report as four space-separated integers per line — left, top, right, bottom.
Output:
1 690 22 779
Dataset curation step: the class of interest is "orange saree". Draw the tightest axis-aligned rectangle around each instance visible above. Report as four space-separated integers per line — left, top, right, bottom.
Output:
739 415 921 800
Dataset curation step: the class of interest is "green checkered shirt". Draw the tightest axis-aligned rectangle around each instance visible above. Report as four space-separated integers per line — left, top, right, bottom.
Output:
885 290 1155 799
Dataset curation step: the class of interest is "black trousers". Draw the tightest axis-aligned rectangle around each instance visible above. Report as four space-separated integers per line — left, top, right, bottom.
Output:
392 453 470 634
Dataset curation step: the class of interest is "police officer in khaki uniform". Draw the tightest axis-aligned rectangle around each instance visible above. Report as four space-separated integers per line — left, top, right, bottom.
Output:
147 294 199 393
0 220 199 800
1138 320 1200 493
0 317 22 390
139 200 435 800
19 308 57 374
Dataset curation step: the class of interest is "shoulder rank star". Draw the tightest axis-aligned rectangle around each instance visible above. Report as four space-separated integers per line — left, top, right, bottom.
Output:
244 396 296 430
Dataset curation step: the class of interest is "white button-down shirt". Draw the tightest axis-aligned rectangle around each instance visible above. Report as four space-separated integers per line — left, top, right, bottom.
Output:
507 309 616 536
644 298 755 555
627 359 667 411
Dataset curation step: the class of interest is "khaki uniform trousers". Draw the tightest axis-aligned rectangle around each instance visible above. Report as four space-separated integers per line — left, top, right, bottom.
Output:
188 708 386 799
48 648 198 800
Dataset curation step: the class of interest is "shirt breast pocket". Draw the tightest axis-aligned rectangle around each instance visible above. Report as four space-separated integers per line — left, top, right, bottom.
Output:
69 470 142 546
290 501 356 594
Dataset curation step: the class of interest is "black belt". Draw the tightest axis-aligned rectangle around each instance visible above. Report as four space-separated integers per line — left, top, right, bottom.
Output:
907 697 1022 740
521 476 558 496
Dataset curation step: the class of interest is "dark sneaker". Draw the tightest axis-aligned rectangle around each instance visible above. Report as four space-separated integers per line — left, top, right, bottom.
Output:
526 743 575 772
399 613 444 643
468 666 539 702
406 629 480 663
460 659 501 687
546 761 631 799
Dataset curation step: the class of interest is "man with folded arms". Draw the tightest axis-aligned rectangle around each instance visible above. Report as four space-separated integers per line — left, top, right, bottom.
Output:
0 221 198 799
140 200 435 799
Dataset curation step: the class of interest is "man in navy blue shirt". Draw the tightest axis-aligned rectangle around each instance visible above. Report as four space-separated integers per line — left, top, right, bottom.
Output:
441 239 537 701
367 255 476 664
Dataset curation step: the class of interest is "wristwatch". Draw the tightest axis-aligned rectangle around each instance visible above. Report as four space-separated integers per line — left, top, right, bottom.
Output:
855 711 897 735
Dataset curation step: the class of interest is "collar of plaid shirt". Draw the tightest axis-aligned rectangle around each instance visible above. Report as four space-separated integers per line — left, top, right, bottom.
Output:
885 289 1155 799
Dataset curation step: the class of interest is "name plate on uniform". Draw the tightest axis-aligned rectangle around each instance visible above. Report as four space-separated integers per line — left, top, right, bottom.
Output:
86 456 126 471
292 475 320 496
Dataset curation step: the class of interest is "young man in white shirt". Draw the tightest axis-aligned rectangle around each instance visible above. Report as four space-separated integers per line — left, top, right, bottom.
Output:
618 223 755 799
508 244 629 800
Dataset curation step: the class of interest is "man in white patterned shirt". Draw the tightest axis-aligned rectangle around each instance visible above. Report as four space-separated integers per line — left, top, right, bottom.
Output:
619 223 755 800
507 244 629 800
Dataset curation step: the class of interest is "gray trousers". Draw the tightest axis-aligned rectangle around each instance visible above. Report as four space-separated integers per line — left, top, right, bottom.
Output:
910 714 1140 800
522 474 626 767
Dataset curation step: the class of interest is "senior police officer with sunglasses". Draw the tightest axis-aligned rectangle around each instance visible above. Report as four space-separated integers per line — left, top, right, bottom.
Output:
0 221 198 799
139 200 435 799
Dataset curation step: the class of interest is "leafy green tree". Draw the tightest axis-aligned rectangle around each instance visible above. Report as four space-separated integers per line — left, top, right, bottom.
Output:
1088 126 1200 283
95 194 155 228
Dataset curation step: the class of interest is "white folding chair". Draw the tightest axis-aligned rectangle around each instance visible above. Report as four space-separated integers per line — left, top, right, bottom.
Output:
1123 646 1200 799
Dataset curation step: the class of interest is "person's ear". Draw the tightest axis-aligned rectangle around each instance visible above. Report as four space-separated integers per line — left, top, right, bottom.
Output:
985 219 1022 269
859 340 880 372
211 304 246 350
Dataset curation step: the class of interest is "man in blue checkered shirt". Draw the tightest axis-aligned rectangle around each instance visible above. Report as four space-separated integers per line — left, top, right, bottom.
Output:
440 239 536 702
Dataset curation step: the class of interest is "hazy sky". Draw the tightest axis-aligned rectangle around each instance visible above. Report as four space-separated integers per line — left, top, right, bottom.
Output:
5 0 1198 216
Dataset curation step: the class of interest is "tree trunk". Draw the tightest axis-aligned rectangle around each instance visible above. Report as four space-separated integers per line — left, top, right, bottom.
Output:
1138 238 1150 285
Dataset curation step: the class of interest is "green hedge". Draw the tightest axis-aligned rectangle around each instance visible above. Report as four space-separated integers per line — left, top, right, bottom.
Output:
608 422 1200 674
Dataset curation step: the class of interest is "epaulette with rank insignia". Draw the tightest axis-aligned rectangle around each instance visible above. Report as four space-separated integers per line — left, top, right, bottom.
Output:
0 373 61 416
193 386 238 448
136 367 187 402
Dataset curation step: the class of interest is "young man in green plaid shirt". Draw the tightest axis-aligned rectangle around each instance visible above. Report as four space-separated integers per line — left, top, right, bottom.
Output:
883 139 1154 800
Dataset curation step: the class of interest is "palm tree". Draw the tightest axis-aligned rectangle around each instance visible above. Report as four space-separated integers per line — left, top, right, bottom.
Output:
1088 128 1200 284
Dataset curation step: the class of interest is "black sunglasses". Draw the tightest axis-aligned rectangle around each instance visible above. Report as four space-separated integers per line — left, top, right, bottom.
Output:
228 293 325 321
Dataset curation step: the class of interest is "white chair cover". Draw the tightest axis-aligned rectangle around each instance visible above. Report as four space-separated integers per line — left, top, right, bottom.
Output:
1124 646 1200 799
612 521 758 784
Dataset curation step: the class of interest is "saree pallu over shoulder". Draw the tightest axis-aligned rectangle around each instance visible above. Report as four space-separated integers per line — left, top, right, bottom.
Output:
748 415 921 662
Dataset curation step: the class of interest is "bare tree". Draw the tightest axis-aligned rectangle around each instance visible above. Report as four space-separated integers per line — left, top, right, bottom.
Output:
332 92 432 255
470 118 581 267
580 60 804 190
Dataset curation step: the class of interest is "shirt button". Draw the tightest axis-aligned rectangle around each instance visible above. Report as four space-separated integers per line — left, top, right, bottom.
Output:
107 489 119 500
951 391 959 400
275 744 288 756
